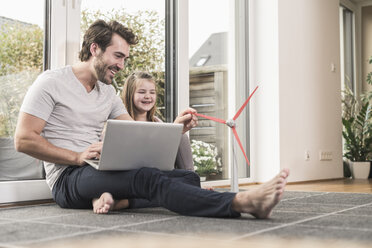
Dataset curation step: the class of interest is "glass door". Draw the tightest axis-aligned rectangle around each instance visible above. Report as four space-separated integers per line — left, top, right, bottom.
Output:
0 0 45 181
0 0 50 203
188 0 250 183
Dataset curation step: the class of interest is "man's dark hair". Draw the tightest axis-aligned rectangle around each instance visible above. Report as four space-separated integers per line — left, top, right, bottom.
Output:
79 19 138 62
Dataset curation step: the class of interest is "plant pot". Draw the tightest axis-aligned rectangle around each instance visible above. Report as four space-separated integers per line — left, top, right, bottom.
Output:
207 173 222 181
199 176 206 182
349 161 371 179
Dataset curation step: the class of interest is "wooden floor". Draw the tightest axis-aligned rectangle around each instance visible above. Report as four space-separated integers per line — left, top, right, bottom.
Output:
285 178 372 193
240 178 372 193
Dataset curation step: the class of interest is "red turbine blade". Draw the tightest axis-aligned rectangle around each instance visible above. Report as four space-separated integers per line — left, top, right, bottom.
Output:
233 85 259 121
192 113 226 124
232 127 250 166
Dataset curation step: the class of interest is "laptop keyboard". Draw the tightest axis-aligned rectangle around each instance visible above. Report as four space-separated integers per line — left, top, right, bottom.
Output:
84 159 100 167
89 159 99 165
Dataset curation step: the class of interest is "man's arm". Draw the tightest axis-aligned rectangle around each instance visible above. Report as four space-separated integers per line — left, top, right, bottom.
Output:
14 112 101 166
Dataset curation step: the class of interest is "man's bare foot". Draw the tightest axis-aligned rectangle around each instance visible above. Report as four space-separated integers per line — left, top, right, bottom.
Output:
93 192 114 214
231 168 289 219
92 193 130 214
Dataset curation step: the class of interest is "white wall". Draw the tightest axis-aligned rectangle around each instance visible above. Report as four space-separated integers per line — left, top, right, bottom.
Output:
249 0 281 182
249 0 343 182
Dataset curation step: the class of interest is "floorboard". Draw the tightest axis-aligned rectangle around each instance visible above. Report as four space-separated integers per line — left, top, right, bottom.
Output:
240 178 372 193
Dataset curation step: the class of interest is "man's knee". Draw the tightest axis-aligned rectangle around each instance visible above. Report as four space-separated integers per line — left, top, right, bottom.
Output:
169 169 200 187
178 169 201 182
186 171 201 187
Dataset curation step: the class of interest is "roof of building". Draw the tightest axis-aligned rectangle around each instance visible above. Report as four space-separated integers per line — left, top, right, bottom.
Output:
0 16 33 27
189 32 227 68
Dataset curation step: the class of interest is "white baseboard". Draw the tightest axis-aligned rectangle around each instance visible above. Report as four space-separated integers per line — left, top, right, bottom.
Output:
201 177 254 188
0 180 52 204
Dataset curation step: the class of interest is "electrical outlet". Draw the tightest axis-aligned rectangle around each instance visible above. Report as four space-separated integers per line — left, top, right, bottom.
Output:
305 151 310 161
319 151 332 161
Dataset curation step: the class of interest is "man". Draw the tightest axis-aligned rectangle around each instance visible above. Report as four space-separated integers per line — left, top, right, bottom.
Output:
15 19 289 218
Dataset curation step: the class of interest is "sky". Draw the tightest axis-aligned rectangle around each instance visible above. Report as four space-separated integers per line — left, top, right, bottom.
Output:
0 0 229 58
188 0 229 57
81 0 229 57
0 0 45 27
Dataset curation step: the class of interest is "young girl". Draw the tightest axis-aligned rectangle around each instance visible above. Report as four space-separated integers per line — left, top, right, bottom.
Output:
122 71 194 171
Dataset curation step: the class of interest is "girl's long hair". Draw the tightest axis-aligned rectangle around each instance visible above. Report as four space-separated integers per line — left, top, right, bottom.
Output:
121 71 157 122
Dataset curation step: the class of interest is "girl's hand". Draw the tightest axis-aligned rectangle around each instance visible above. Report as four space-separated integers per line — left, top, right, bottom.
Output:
174 108 198 134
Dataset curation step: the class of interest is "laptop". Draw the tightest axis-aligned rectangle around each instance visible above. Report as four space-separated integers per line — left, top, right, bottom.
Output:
84 120 183 171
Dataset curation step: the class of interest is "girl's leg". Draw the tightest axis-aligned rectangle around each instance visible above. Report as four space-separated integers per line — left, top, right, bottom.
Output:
174 134 194 171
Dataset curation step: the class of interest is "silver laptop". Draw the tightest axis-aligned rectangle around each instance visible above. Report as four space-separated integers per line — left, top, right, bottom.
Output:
84 120 183 171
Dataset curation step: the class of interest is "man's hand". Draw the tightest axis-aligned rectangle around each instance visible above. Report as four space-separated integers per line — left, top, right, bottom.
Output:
77 142 103 166
174 108 198 134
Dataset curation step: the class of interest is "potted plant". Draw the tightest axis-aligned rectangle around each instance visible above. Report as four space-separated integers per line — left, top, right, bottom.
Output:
367 56 372 90
190 140 222 181
342 84 372 179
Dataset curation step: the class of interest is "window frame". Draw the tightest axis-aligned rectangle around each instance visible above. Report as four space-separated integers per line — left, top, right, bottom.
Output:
165 0 177 122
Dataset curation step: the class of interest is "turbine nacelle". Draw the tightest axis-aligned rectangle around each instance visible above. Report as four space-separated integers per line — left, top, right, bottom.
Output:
226 119 236 128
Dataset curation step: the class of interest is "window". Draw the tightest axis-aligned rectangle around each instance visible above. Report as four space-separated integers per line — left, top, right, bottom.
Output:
0 0 46 181
340 6 355 92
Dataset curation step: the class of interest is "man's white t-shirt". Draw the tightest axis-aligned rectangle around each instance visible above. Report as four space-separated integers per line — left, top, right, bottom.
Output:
20 65 127 190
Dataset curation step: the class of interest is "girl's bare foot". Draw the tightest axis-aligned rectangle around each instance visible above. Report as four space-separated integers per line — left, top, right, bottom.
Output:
92 192 114 214
231 168 289 219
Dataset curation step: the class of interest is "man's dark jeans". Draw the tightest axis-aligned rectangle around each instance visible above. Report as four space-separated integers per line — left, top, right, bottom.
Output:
52 165 240 217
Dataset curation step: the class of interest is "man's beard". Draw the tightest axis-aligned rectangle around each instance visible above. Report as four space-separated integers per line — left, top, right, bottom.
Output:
94 53 111 85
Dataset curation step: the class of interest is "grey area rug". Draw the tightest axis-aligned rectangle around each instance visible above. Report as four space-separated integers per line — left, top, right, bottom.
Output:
0 191 371 247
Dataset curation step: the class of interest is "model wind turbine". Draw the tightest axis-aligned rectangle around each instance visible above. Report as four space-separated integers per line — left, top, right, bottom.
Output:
192 86 259 192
